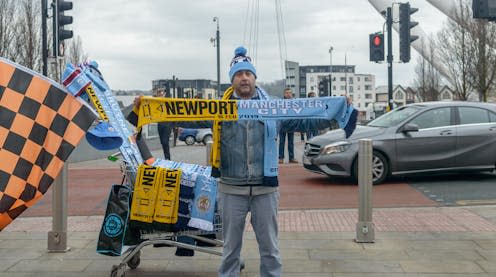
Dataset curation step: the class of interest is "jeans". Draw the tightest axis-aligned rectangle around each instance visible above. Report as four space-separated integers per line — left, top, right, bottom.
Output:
278 131 294 160
218 191 281 277
157 123 171 160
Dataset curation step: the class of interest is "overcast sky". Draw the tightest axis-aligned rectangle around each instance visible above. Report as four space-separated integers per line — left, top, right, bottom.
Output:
71 0 449 91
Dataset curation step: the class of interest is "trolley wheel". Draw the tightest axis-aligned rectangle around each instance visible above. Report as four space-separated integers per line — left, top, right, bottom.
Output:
110 264 125 277
127 251 141 269
240 259 245 271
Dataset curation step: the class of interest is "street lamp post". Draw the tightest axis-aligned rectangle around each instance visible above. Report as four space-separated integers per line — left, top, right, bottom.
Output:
213 17 220 98
329 46 333 96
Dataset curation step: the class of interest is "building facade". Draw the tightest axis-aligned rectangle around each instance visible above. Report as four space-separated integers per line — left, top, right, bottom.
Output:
285 61 376 117
152 79 218 99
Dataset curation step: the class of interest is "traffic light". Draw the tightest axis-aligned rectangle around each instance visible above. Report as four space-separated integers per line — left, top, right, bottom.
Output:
473 0 496 21
369 33 384 62
57 0 73 54
399 2 418 63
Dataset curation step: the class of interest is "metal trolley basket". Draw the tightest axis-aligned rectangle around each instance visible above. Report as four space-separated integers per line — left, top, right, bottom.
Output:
110 163 229 277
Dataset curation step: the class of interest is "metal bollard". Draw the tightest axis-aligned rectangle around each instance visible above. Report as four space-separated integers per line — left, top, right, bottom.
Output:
206 141 213 166
47 163 70 252
355 139 375 243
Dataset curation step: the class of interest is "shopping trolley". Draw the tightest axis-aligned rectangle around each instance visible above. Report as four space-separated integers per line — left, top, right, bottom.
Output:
109 163 240 277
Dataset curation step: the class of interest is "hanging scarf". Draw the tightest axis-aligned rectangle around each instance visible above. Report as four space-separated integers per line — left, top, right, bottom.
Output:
211 87 278 186
188 174 218 231
340 104 356 129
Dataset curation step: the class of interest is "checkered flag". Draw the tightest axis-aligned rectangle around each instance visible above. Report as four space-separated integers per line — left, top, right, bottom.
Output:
0 58 98 230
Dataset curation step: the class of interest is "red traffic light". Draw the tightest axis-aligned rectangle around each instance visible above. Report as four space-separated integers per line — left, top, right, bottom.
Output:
373 35 382 46
369 33 384 62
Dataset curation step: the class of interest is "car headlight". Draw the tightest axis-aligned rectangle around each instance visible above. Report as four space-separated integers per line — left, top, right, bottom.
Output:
320 141 351 155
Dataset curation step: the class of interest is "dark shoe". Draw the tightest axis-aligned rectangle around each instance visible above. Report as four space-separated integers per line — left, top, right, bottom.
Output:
175 247 195 256
278 159 284 164
289 159 298 164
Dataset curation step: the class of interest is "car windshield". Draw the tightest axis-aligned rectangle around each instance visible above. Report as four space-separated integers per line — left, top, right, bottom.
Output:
367 106 420 127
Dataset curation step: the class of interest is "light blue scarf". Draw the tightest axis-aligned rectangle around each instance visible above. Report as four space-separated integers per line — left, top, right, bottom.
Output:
188 174 217 231
237 96 348 125
256 88 279 181
62 62 143 170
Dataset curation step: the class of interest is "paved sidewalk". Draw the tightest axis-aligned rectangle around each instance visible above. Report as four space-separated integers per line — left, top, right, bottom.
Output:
1 205 496 276
2 143 496 276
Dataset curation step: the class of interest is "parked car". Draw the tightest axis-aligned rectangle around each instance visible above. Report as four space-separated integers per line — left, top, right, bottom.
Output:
303 101 496 184
178 128 213 145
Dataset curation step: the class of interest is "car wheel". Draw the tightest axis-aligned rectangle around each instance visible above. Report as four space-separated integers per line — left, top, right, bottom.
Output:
352 151 389 185
184 135 196 145
202 134 213 145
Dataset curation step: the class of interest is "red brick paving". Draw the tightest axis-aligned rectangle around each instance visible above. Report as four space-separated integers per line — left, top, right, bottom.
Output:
21 168 121 217
8 206 496 232
10 165 496 233
20 164 436 218
277 164 437 209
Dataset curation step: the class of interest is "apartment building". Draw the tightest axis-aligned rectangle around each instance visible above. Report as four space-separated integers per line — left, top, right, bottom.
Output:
285 61 376 113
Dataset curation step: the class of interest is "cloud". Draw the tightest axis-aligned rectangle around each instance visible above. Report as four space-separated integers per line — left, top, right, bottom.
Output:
71 0 447 90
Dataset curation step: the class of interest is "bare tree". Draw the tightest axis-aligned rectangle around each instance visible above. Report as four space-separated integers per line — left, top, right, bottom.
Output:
468 18 496 101
0 0 16 59
435 0 474 101
15 0 42 72
431 0 496 102
66 35 88 65
414 36 441 101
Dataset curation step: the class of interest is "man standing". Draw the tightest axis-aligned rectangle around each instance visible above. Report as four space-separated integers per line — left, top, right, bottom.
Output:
278 88 297 164
216 47 339 276
154 90 172 160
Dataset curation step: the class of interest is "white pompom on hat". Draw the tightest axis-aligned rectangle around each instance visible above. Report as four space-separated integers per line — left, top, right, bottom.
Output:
228 46 257 82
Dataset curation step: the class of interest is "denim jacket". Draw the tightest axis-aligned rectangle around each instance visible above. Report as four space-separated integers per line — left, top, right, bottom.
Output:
178 117 334 187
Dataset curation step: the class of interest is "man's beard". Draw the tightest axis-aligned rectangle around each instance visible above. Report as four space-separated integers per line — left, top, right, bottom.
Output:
236 84 255 99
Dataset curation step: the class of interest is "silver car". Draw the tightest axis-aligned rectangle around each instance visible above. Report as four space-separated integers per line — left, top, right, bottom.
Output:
303 101 496 184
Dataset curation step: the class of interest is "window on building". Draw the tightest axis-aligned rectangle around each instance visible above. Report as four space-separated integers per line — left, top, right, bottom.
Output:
340 77 346 81
357 77 361 81
349 77 353 84
349 86 354 93
365 93 372 99
364 76 370 82
365 85 372 90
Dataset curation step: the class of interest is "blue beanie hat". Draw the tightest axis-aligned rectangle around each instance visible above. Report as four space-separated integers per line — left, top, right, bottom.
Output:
86 121 123 150
228 46 257 82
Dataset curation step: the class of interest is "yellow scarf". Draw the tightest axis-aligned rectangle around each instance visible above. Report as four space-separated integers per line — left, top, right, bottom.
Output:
210 87 234 169
134 97 237 129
